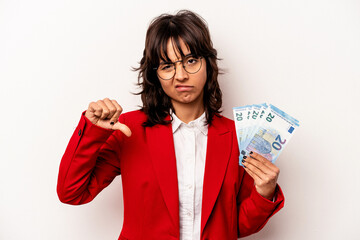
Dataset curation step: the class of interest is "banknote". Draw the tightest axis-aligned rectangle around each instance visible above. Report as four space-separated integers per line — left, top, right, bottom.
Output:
233 104 299 166
233 105 252 149
245 103 267 146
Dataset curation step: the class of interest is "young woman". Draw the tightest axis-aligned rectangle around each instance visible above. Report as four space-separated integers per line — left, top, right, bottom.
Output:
57 10 284 240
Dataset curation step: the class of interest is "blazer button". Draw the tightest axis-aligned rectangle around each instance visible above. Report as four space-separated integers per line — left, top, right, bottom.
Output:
78 129 81 136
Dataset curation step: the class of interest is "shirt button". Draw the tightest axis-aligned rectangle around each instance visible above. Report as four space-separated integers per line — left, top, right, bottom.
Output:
187 184 192 189
186 212 192 217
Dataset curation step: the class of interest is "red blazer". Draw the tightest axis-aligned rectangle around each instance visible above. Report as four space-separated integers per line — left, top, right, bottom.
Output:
57 110 284 240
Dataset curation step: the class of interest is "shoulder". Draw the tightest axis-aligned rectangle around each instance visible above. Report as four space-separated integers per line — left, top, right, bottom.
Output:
215 114 234 124
211 114 235 132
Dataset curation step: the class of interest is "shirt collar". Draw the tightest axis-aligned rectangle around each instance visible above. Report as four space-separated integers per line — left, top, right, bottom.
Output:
171 111 208 136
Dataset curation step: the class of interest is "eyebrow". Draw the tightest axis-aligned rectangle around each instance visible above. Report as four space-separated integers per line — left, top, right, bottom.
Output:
159 53 194 64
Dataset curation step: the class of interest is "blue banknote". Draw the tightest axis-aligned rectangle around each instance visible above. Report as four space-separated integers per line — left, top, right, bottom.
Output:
233 104 300 166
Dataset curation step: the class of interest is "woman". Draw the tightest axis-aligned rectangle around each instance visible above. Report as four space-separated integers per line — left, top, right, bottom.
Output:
57 10 284 240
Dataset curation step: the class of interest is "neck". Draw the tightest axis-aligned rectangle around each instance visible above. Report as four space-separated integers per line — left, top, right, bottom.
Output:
172 100 205 124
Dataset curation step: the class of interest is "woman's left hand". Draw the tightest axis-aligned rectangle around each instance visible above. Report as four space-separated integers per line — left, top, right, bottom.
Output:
242 151 280 201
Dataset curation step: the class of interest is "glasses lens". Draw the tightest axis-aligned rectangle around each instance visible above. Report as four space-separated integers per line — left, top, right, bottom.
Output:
183 56 202 74
157 63 175 80
156 56 202 80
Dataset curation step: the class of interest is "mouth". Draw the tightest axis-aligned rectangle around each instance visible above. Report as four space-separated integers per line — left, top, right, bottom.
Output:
175 85 194 92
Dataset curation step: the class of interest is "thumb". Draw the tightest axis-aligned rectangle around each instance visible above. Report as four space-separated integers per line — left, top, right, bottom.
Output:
112 122 132 137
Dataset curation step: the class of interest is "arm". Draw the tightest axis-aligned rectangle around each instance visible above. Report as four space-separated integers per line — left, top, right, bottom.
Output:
57 112 123 205
237 171 284 237
57 98 131 205
234 138 284 237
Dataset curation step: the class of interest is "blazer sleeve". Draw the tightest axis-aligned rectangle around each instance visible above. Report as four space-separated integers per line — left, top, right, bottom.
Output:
57 111 125 205
237 173 284 237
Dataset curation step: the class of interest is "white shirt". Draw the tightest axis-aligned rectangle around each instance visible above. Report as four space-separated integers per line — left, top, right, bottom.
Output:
172 112 208 240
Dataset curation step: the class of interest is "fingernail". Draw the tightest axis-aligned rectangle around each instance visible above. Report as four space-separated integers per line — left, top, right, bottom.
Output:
250 151 253 154
242 159 245 163
243 165 247 168
243 156 247 159
110 121 114 125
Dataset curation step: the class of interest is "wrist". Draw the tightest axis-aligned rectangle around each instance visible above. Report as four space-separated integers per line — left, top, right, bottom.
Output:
256 186 276 201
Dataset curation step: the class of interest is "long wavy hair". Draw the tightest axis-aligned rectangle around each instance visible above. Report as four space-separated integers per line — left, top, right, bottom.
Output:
135 10 222 127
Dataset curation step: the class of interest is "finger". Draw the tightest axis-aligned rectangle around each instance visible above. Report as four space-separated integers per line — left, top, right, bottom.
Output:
250 151 280 173
112 122 132 137
96 100 110 120
245 155 280 182
243 163 262 183
243 156 279 185
245 155 274 176
85 102 103 124
249 151 270 163
242 158 266 181
103 98 117 122
244 164 276 200
110 100 123 123
87 102 101 117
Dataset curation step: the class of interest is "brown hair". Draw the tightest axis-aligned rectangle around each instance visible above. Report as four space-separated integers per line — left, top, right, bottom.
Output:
135 10 222 127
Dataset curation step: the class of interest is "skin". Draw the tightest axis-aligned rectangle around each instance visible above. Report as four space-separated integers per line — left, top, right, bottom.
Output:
85 98 132 137
158 38 207 123
84 37 279 200
242 152 280 200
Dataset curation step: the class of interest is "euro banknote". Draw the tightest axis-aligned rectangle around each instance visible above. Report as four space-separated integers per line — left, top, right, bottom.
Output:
233 104 299 166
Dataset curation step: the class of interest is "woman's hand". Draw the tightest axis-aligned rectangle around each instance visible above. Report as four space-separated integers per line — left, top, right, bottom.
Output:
242 151 279 200
85 98 132 137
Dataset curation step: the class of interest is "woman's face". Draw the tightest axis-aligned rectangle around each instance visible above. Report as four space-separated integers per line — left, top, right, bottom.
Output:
158 38 207 108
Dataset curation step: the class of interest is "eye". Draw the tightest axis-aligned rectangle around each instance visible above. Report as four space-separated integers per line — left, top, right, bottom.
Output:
186 57 198 65
159 64 172 71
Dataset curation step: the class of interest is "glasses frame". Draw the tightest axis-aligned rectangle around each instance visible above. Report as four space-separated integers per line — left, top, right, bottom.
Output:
154 56 203 80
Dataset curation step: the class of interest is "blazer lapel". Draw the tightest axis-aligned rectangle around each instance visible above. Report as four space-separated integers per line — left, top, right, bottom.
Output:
201 115 232 234
146 120 179 233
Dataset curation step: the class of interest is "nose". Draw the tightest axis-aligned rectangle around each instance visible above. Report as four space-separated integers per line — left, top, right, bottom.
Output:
174 62 189 81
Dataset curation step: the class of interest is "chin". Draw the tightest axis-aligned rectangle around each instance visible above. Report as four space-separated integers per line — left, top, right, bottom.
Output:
181 95 197 103
177 99 193 104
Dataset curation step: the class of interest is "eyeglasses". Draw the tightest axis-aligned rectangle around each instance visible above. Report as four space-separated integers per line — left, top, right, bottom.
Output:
154 55 203 80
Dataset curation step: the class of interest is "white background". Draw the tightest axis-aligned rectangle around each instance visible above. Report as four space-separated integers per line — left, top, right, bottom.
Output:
1 0 359 239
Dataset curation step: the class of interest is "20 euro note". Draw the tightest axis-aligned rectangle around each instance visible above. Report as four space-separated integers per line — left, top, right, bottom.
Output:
245 103 267 145
233 105 252 149
238 104 300 166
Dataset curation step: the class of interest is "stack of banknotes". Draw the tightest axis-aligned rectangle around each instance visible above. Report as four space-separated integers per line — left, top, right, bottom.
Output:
233 103 300 166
